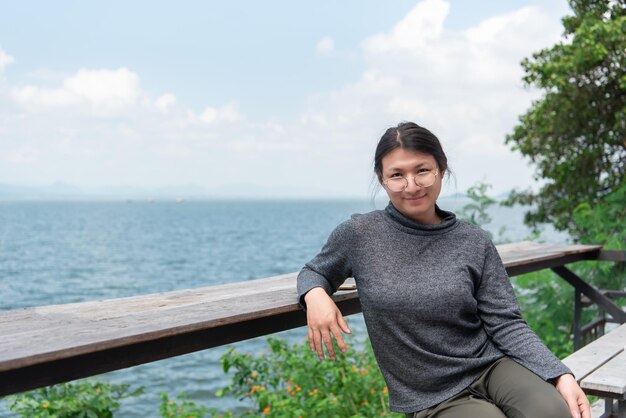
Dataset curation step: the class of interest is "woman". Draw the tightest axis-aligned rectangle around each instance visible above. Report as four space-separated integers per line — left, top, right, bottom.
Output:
297 122 590 418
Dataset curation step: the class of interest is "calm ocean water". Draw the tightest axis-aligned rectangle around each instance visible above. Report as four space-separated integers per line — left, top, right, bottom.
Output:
0 199 568 417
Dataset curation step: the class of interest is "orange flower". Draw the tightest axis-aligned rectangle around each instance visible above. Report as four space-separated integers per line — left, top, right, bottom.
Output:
383 386 388 394
370 388 376 394
308 388 319 396
263 405 271 415
251 371 258 378
296 385 302 391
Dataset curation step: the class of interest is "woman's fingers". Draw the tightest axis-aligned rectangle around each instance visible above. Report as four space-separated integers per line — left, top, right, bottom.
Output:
337 312 351 335
331 314 351 355
309 327 325 360
307 326 315 353
307 321 349 361
579 392 591 418
322 330 336 360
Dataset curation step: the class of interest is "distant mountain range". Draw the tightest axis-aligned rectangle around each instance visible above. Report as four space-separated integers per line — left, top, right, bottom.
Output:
0 182 358 200
0 182 514 201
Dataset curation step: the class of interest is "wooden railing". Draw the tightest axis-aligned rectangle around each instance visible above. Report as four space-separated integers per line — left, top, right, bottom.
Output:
1 241 624 397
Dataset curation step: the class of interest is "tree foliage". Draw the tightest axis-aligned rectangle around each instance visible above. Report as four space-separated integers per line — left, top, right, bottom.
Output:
504 0 626 236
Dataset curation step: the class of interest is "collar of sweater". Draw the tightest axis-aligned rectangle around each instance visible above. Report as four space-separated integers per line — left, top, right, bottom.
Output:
383 201 458 235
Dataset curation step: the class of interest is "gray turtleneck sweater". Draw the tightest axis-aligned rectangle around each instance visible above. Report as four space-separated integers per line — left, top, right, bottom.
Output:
297 202 572 414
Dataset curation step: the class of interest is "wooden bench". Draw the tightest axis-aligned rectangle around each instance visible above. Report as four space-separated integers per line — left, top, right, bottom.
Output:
562 323 626 418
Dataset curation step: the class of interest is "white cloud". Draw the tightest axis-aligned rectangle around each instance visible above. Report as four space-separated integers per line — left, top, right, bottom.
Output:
198 102 240 124
362 0 449 54
155 93 177 112
316 36 335 55
0 48 14 72
12 68 141 115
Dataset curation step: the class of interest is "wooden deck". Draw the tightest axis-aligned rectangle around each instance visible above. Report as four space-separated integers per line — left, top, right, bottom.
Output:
0 241 620 396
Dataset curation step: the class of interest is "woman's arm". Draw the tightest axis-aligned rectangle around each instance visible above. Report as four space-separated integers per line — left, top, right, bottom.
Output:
475 239 570 379
297 220 354 361
475 239 590 418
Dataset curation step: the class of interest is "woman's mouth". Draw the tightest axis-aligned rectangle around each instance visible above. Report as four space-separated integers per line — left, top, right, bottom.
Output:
405 195 426 202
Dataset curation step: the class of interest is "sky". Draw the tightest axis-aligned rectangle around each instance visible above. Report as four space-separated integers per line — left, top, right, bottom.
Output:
0 0 572 199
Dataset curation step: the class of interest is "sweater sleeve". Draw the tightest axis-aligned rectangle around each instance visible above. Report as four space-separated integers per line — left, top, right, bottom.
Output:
475 238 573 381
296 219 353 310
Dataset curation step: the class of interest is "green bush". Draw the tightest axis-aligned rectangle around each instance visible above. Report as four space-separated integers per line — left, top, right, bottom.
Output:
216 336 402 418
7 379 143 418
159 392 231 418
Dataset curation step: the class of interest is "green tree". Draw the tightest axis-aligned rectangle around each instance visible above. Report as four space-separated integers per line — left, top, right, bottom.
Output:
457 182 496 230
504 0 626 236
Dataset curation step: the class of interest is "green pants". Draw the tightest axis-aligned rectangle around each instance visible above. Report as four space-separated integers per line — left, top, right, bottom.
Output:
406 357 571 418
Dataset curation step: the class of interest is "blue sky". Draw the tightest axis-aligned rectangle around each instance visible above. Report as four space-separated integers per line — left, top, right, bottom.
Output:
0 0 570 198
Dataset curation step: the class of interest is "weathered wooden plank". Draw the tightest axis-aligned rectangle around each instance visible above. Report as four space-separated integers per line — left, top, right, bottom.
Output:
0 278 359 371
580 350 626 400
597 250 626 262
0 297 364 396
496 241 601 265
497 242 601 276
562 324 626 382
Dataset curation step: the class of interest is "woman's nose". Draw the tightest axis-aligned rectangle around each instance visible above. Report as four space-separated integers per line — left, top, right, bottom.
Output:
405 175 422 191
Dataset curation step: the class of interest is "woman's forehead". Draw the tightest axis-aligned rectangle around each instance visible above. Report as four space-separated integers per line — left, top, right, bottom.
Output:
382 148 436 170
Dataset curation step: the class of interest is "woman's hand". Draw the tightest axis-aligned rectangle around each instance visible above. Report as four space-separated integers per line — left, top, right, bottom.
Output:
304 287 351 361
554 373 591 418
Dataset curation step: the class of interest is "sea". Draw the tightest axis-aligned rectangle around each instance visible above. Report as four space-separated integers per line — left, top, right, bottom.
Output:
0 198 569 417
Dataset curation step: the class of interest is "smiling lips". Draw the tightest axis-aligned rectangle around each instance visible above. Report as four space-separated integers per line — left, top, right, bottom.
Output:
406 194 426 200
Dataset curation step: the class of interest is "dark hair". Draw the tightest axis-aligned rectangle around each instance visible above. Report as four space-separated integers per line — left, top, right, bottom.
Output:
373 121 449 183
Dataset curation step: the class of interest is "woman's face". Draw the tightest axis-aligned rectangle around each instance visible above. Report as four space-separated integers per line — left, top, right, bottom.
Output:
380 148 443 224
